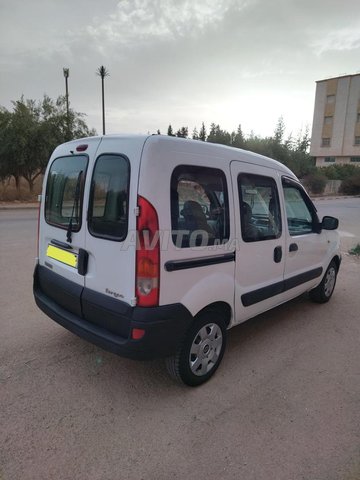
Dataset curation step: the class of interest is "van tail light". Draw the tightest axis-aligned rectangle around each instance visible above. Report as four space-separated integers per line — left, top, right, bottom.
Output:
136 196 160 307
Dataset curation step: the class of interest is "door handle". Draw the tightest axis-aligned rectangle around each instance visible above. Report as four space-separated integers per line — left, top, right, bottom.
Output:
289 243 298 252
77 248 89 276
51 239 72 249
273 246 282 263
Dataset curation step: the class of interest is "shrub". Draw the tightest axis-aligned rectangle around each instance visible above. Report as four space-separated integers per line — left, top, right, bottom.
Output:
304 173 327 194
320 164 359 180
349 244 360 256
339 174 360 195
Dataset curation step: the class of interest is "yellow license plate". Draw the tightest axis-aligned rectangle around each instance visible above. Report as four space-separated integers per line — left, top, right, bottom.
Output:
46 244 78 268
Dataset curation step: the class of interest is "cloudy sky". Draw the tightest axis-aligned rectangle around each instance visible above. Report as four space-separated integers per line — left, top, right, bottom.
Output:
1 0 360 138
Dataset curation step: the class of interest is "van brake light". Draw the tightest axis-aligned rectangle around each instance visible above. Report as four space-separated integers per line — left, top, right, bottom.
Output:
136 196 160 307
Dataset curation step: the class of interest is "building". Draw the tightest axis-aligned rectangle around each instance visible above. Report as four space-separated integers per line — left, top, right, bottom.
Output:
310 73 360 167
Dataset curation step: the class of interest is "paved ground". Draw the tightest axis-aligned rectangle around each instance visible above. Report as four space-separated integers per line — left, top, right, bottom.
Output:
0 200 359 480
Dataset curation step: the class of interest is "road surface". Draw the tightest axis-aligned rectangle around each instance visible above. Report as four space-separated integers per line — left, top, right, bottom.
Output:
0 199 359 480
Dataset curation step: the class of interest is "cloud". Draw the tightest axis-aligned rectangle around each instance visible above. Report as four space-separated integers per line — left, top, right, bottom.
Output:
82 0 245 48
1 0 360 137
312 26 360 55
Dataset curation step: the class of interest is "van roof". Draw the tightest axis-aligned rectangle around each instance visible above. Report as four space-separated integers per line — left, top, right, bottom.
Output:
62 134 297 178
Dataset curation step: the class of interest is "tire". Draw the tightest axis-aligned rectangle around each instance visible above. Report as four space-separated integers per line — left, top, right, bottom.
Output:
166 311 227 387
309 260 338 303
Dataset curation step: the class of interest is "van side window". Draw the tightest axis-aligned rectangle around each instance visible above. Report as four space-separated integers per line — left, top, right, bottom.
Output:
45 155 88 231
282 179 317 236
88 154 130 241
238 174 282 242
171 165 230 248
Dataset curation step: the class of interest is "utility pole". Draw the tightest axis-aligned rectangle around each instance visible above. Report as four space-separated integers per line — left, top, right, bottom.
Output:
63 67 70 140
96 66 110 135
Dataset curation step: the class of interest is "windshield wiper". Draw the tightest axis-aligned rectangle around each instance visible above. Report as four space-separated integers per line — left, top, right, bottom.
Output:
66 170 83 243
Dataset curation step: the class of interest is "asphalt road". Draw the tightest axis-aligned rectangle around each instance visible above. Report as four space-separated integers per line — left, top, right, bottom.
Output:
1 199 359 480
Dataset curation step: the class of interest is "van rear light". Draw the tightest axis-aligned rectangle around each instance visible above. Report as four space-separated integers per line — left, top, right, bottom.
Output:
131 328 145 340
136 196 160 307
76 144 88 152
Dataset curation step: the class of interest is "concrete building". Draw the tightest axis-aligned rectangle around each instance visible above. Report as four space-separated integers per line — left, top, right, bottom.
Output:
310 73 360 167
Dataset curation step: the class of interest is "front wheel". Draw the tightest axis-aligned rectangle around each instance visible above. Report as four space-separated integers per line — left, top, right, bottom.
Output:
309 260 338 303
166 311 227 387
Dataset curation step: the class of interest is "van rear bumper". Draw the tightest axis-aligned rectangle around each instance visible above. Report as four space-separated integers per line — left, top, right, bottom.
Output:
33 265 193 360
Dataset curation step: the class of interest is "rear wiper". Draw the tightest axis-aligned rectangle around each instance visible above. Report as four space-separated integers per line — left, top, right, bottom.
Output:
66 170 83 243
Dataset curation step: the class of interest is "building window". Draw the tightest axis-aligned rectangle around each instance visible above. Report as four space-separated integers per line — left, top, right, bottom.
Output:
357 113 360 123
324 116 333 125
350 157 360 162
355 136 360 145
324 157 335 163
322 138 331 147
326 95 335 104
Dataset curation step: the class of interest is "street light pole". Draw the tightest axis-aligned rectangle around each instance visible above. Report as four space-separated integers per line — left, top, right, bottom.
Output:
96 66 110 135
63 68 70 140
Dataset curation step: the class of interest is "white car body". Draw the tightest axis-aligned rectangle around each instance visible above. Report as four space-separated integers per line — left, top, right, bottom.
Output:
34 135 341 385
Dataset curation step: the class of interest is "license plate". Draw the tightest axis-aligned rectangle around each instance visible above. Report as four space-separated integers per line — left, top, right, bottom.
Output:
46 244 78 268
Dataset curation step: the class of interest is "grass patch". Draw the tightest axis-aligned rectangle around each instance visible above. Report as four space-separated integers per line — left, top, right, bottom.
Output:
349 244 360 256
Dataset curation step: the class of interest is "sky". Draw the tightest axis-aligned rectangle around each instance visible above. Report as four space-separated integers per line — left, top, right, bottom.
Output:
1 0 360 139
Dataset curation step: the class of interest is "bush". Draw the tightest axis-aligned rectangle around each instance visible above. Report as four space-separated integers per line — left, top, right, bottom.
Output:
349 244 360 256
339 174 360 195
320 164 359 180
304 173 327 194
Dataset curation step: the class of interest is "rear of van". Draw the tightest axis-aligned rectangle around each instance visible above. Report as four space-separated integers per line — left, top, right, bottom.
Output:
33 135 193 360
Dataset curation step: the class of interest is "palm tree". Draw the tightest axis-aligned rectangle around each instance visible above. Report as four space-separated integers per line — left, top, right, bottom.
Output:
96 66 110 135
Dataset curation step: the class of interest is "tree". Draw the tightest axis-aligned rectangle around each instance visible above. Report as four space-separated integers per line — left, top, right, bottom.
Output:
176 126 188 138
273 116 285 144
0 95 96 196
192 127 199 140
199 122 207 141
231 124 245 149
206 123 231 145
167 124 175 136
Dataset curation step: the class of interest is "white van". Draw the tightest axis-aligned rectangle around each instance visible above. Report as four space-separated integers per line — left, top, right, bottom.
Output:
34 135 341 386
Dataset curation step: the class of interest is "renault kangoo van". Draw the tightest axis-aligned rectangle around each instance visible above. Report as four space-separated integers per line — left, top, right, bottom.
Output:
34 135 340 386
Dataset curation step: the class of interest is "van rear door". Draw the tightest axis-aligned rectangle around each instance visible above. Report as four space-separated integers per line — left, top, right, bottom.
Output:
38 139 101 316
83 137 144 308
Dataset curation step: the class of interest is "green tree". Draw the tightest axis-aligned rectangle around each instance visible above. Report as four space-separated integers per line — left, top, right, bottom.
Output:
231 124 245 149
192 127 199 140
176 126 188 138
167 124 175 136
199 122 207 141
0 95 96 195
207 123 231 145
273 116 285 144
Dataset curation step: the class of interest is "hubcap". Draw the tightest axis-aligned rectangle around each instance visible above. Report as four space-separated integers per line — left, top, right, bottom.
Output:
324 267 336 297
189 323 223 376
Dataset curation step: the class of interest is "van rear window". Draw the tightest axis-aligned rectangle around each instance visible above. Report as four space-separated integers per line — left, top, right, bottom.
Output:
88 154 130 241
45 155 88 231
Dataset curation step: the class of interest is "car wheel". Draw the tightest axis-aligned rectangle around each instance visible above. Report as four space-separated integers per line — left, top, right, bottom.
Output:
166 311 227 386
309 260 338 303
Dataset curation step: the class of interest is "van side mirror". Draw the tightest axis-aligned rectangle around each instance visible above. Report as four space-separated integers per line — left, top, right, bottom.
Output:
321 216 338 230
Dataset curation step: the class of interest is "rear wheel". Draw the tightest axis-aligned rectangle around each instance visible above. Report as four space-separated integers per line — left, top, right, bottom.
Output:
309 260 338 303
166 311 227 386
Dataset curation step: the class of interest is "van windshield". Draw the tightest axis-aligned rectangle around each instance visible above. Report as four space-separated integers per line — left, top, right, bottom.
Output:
45 155 88 230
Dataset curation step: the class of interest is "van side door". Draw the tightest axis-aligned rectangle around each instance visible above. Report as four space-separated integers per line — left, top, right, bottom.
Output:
230 161 286 324
281 177 327 296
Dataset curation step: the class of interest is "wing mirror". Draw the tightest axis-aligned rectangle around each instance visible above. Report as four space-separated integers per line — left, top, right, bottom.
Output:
321 216 339 230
